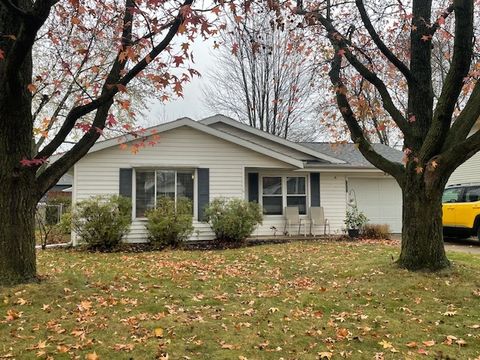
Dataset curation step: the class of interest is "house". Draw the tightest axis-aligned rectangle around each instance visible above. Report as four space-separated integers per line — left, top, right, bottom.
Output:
71 114 404 244
40 173 73 203
447 120 480 185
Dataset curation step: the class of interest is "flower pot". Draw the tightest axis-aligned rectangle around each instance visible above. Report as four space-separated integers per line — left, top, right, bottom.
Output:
347 228 360 238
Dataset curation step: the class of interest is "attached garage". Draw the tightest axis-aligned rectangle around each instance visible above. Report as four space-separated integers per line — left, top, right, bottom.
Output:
347 177 403 233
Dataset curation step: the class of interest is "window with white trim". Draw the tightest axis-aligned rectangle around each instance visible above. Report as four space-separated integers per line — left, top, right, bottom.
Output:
286 177 306 214
262 177 283 215
261 176 307 215
135 169 194 217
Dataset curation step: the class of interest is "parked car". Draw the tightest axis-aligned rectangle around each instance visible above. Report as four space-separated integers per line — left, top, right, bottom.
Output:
442 183 480 240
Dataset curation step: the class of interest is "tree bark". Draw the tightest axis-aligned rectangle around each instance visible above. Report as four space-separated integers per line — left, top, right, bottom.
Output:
0 180 37 285
398 172 450 271
0 3 39 285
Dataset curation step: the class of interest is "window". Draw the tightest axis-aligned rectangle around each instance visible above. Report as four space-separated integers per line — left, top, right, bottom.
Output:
136 171 155 217
261 176 307 215
465 186 480 202
262 177 282 215
442 187 463 203
286 177 306 214
135 169 194 217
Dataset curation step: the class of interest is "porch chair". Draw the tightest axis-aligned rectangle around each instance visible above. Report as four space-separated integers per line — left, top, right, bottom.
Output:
284 206 306 236
309 206 330 236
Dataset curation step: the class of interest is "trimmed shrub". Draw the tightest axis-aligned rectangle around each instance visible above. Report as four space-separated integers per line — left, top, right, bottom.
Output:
145 197 193 248
204 198 263 242
362 223 391 239
72 195 132 250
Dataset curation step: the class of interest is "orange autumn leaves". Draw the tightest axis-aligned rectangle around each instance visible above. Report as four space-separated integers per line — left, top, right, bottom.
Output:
2 241 480 359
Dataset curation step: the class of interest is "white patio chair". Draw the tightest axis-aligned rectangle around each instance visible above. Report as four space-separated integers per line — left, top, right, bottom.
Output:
309 206 330 236
284 207 306 236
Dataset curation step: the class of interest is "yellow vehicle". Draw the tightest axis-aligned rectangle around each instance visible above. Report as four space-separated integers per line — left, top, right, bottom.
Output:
442 183 480 240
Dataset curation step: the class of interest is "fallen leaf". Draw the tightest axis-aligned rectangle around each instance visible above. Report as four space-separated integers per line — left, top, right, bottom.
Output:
318 351 333 359
86 352 100 360
378 340 393 349
154 328 164 338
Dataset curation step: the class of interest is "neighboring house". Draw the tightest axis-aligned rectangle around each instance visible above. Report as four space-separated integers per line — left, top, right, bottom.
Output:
71 114 404 244
447 120 480 185
40 173 73 203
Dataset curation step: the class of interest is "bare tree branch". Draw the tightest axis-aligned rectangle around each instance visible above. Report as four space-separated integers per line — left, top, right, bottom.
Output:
355 0 413 83
309 9 411 139
420 0 474 161
36 0 194 195
329 53 406 186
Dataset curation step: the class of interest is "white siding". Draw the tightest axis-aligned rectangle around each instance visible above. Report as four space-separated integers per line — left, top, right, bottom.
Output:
347 178 402 232
448 124 480 185
448 152 480 185
74 125 294 242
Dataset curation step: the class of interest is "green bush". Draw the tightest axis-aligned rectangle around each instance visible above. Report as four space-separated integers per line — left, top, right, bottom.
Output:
57 212 72 235
72 195 132 250
204 198 263 242
145 197 193 248
362 223 391 239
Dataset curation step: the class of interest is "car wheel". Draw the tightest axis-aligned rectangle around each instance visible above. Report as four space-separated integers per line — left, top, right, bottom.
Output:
477 226 480 241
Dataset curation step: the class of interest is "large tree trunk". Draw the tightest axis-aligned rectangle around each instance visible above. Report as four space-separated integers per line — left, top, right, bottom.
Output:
397 173 450 271
0 180 37 284
0 4 38 285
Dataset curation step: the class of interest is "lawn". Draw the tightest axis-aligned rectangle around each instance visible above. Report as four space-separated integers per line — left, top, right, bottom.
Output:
1 240 480 359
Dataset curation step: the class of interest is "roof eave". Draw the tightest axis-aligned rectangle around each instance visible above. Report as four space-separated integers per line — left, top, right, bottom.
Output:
200 114 346 164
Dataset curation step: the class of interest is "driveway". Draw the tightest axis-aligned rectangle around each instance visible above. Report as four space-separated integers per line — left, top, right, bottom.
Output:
444 237 480 255
391 234 480 255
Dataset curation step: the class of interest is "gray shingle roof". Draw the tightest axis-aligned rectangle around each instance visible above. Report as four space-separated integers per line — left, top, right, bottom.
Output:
300 142 403 168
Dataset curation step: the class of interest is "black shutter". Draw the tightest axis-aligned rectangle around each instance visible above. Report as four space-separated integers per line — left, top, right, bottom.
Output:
119 168 133 198
197 168 209 221
310 173 320 207
248 173 259 202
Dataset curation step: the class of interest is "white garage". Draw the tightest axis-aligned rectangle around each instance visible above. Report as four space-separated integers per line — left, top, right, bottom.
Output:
347 177 403 233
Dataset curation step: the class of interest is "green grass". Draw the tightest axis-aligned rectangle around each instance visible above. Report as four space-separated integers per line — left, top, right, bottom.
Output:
1 240 480 359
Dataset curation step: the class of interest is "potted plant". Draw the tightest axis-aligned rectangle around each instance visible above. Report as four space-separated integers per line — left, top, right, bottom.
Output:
344 205 368 238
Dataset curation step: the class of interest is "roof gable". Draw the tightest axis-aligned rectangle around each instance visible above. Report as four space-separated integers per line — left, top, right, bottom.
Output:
85 117 305 168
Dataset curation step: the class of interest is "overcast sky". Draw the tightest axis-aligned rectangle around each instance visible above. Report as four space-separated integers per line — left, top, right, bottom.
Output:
145 37 217 125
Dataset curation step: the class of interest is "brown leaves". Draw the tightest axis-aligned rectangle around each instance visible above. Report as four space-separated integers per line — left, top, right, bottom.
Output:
5 309 21 321
3 242 480 359
27 83 37 94
220 341 240 350
85 352 100 360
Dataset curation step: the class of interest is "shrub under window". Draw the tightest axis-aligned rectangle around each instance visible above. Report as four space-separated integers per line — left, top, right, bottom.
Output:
204 198 263 242
72 195 132 250
145 197 193 248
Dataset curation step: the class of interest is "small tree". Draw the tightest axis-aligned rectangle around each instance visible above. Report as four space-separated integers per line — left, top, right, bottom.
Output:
146 197 193 248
